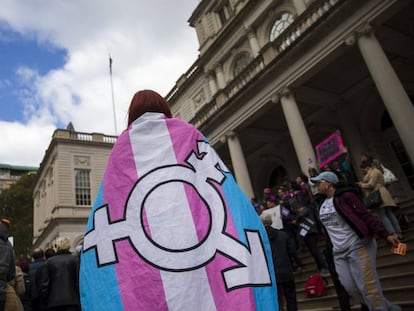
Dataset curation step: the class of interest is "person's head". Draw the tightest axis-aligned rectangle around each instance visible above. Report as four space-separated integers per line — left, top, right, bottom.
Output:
323 164 332 171
289 180 301 191
263 188 272 194
260 214 272 227
54 236 72 252
44 248 56 259
361 152 374 162
360 160 372 174
310 171 338 197
277 186 287 197
1 218 10 229
296 174 308 184
127 89 172 127
308 167 318 177
0 220 9 240
266 195 277 208
332 159 341 169
18 261 30 274
31 247 44 260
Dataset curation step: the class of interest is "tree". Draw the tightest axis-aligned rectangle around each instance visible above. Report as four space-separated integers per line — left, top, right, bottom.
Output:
0 172 36 259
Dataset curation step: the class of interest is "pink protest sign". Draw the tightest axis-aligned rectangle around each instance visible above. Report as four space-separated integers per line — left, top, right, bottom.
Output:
315 130 344 169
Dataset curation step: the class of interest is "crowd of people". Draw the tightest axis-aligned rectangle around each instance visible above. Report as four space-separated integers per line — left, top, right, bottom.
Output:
1 157 407 311
255 151 406 311
0 219 80 311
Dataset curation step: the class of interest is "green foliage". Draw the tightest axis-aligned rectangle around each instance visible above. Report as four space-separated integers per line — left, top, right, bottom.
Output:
0 173 36 259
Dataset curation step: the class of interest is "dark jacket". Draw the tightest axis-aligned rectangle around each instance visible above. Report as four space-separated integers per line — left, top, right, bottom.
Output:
30 259 46 311
295 206 318 236
29 259 45 281
332 188 389 240
41 250 80 309
0 223 15 303
265 226 295 283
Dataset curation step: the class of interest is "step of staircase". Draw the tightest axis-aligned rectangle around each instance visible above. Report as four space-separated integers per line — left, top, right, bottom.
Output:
295 199 414 310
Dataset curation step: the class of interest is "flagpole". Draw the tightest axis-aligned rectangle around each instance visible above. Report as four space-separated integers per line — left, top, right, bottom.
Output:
109 55 118 135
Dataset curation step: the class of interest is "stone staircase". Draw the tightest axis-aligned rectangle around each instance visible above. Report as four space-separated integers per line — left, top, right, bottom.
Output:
295 199 414 310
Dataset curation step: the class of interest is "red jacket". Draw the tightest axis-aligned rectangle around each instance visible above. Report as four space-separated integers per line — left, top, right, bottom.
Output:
333 188 389 240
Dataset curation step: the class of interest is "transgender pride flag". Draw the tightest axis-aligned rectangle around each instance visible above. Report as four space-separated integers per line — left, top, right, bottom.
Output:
80 112 277 311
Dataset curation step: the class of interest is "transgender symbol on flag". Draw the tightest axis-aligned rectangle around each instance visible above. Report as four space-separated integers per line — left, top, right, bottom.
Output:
83 141 271 291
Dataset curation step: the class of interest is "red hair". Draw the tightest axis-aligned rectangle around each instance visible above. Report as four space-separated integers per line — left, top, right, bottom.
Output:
127 90 172 127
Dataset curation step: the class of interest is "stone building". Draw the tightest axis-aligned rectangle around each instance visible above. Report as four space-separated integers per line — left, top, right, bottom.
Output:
166 0 414 201
0 163 37 193
32 127 116 250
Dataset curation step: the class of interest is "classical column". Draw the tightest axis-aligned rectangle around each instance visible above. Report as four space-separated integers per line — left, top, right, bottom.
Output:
226 131 254 199
355 25 414 165
279 89 317 174
292 0 306 15
215 64 226 90
246 28 260 57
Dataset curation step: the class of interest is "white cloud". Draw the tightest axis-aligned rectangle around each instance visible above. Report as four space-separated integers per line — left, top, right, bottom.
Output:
0 0 200 166
0 119 55 167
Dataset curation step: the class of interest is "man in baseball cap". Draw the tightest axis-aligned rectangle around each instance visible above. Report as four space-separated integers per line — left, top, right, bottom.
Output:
310 171 339 185
313 169 401 310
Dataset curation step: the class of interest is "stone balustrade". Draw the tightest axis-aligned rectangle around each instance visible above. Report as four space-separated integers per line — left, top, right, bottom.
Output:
53 129 117 144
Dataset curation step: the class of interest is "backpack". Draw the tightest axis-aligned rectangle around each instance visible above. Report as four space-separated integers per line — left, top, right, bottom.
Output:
305 274 328 298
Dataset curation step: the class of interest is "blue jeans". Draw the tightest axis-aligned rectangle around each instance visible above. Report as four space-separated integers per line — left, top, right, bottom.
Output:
375 206 401 234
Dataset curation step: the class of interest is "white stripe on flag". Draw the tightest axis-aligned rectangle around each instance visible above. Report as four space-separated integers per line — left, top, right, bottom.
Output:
129 114 216 310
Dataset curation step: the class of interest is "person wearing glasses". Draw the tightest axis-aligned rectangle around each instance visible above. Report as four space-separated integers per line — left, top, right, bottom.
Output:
311 171 401 311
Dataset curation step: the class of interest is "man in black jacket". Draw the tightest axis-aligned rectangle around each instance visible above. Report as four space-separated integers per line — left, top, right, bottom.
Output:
41 236 80 311
0 219 15 311
261 214 298 311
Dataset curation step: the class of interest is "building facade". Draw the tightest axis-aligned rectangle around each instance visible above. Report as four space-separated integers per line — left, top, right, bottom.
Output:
167 0 414 201
0 163 37 193
32 128 116 250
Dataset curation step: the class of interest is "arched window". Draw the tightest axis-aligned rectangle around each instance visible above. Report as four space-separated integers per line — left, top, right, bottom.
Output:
269 12 294 41
233 52 252 77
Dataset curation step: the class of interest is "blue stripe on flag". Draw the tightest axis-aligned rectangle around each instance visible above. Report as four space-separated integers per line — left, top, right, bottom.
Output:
221 172 278 310
80 182 124 311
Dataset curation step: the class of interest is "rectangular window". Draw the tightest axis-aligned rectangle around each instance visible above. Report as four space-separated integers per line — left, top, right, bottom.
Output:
218 8 227 25
75 169 91 205
218 2 231 25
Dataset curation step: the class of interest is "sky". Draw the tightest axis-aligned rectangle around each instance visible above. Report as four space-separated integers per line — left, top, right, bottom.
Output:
0 0 200 167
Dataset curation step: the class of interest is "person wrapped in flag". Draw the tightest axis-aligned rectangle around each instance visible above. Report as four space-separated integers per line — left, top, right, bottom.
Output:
80 90 278 311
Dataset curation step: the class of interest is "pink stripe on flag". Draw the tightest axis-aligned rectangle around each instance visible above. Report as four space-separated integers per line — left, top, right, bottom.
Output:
103 131 167 310
205 185 255 311
115 240 168 311
167 120 255 311
103 132 137 221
